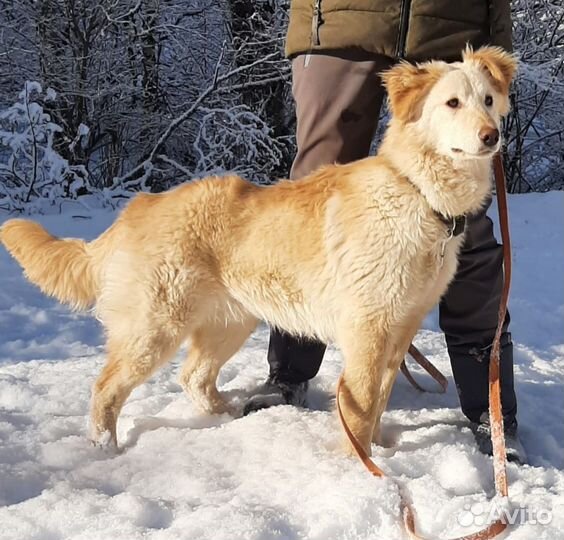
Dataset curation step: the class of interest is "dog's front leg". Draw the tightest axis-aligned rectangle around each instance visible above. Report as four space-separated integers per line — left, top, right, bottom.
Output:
337 319 391 456
371 355 405 445
371 318 423 445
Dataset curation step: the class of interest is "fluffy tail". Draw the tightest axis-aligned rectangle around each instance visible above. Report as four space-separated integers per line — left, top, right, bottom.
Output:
0 219 97 310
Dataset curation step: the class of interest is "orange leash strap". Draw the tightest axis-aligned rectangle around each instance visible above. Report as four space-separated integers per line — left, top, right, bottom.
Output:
401 344 448 394
490 153 511 498
337 153 511 538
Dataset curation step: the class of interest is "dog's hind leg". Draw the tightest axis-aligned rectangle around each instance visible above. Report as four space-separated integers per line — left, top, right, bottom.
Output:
180 314 257 415
90 331 184 449
337 317 393 456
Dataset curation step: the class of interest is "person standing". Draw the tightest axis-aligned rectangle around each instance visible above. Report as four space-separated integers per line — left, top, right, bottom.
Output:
243 0 525 463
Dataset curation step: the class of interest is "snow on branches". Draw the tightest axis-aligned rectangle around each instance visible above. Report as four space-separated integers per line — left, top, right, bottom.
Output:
0 0 561 209
0 82 89 213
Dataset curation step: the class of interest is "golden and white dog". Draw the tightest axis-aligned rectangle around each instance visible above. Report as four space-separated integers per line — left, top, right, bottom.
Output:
0 47 516 455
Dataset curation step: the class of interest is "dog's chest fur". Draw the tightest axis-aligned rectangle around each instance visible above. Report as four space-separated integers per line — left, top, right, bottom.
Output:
321 182 463 329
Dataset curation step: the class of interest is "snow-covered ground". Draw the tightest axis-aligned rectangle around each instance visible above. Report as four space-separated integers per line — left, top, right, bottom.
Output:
0 192 563 540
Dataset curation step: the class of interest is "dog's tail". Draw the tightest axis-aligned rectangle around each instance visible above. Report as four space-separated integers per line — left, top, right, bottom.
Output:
0 219 97 310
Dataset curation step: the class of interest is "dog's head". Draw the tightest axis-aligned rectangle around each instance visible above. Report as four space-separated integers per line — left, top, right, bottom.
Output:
382 46 518 159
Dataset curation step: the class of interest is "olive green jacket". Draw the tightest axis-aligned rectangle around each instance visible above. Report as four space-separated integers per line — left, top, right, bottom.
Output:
286 0 512 61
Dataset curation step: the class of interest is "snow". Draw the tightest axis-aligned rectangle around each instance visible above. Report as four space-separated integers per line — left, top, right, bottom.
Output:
0 192 563 540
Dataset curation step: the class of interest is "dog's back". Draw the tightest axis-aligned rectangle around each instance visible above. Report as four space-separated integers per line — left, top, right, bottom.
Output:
0 175 255 313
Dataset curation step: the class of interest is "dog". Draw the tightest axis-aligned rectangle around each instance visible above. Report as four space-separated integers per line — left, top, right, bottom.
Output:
0 46 516 455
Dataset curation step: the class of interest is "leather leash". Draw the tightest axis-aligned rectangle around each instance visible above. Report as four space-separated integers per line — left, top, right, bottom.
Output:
401 344 448 394
337 153 511 539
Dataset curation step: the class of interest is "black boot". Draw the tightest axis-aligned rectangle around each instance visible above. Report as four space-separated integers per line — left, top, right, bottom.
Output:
243 328 324 415
449 333 524 463
471 413 526 464
243 376 308 415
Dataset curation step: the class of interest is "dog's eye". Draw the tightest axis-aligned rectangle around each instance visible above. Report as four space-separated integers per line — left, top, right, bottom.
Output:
446 98 460 108
485 95 493 106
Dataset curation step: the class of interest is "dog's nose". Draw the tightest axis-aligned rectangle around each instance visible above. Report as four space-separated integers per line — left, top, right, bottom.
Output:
479 127 500 147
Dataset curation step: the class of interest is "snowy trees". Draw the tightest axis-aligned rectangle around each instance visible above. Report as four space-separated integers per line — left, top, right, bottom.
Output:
0 82 88 212
0 0 292 209
0 0 562 210
504 0 564 192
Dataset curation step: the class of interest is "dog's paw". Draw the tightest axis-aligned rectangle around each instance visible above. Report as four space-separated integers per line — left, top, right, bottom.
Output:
189 389 235 417
90 429 118 453
208 399 237 417
342 434 372 458
371 425 382 445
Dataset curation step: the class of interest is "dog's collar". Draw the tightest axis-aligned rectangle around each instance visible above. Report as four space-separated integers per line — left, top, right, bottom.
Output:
434 212 466 237
393 165 467 237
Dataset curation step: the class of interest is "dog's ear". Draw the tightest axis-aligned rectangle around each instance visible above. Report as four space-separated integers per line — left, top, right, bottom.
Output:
381 62 444 123
463 46 518 95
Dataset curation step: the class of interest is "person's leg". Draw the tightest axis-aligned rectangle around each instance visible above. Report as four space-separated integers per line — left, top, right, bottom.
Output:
439 202 523 461
244 52 391 414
